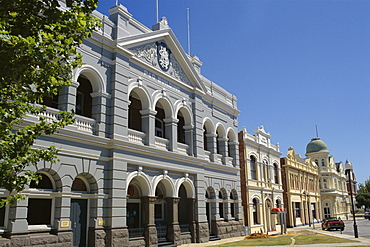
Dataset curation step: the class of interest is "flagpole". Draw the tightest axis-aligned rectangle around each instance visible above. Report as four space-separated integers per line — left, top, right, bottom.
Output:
156 0 159 23
116 0 118 5
187 8 190 55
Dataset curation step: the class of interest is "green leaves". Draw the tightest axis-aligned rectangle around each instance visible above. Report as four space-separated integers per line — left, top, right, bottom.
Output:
0 0 100 207
356 178 370 210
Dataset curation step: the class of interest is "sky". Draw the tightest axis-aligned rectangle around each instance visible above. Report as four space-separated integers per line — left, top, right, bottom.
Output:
96 0 370 185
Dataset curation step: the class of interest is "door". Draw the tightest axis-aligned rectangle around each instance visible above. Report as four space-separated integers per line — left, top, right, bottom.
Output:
70 199 87 247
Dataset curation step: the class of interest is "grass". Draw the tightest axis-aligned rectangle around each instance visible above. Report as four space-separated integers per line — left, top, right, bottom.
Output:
210 230 360 246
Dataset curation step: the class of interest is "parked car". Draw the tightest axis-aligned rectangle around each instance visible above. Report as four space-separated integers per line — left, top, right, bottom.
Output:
321 217 345 231
364 212 370 220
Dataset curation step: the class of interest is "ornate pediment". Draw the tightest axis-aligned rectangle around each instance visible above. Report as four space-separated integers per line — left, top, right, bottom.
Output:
129 41 192 86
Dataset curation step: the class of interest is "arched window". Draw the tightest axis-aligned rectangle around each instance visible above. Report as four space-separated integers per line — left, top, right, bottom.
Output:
203 126 208 151
218 190 225 219
276 199 281 208
155 103 165 138
273 163 279 184
128 92 142 131
71 178 87 192
321 159 325 167
250 156 257 180
230 190 238 219
178 184 190 232
252 198 259 224
216 130 221 155
28 173 54 225
262 160 267 181
177 111 185 144
76 75 93 118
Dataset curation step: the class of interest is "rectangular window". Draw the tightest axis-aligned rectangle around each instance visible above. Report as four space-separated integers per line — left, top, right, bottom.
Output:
295 202 301 218
27 198 52 225
0 198 5 227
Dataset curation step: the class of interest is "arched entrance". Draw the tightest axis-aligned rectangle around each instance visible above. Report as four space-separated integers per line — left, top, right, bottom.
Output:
205 187 216 238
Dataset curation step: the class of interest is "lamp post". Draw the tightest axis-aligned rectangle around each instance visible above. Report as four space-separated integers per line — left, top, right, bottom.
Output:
346 168 358 238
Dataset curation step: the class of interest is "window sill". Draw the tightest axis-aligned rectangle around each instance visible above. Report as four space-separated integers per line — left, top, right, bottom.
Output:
28 225 52 231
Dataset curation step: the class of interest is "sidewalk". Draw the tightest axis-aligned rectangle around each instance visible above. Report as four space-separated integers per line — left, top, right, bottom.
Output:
178 224 370 247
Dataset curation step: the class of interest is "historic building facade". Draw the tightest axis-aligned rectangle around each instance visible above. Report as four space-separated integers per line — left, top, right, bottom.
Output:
305 138 350 220
0 3 244 246
238 126 283 234
280 147 322 227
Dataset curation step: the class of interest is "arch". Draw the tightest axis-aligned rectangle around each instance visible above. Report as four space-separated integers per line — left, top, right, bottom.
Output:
152 174 176 198
202 118 215 134
215 123 226 139
174 102 193 126
128 83 152 110
175 177 195 199
71 173 98 193
152 92 174 118
205 186 216 199
251 194 262 201
73 65 106 95
126 171 151 197
226 128 237 143
248 151 258 160
33 168 62 192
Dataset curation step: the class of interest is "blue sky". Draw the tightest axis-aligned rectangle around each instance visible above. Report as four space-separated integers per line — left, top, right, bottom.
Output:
97 0 370 185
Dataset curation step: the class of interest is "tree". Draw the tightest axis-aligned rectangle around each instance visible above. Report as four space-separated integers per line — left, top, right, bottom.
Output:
0 0 100 206
356 178 370 211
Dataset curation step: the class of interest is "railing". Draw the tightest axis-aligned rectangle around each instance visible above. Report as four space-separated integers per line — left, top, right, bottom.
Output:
223 156 234 166
155 136 169 150
74 115 95 134
128 227 144 238
215 154 223 164
128 129 146 145
177 142 189 155
156 224 167 242
204 150 211 162
38 107 60 123
180 224 190 233
40 108 95 134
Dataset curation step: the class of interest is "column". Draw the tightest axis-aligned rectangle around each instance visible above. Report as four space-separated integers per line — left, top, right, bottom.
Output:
106 157 128 246
91 92 110 137
164 118 178 152
187 198 196 243
206 134 217 162
142 196 157 247
140 109 156 146
184 125 194 156
166 197 180 245
228 141 239 167
59 81 78 112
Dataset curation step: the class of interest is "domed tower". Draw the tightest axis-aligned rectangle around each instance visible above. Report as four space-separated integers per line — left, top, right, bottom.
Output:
305 137 349 219
305 138 330 168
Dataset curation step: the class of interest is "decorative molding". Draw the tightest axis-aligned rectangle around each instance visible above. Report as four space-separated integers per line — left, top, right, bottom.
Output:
129 41 192 86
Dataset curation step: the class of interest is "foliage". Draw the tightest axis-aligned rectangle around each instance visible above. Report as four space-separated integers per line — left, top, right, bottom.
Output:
356 178 370 210
0 0 100 207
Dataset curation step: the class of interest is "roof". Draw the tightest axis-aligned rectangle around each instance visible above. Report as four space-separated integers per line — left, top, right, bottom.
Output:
306 138 329 154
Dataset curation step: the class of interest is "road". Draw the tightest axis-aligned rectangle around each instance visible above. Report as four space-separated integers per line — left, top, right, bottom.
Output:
319 218 370 239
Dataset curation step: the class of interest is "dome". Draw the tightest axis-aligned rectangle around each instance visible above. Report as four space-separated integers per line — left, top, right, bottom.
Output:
306 138 329 154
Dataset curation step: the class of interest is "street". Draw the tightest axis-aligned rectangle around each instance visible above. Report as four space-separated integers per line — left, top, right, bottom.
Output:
318 218 370 239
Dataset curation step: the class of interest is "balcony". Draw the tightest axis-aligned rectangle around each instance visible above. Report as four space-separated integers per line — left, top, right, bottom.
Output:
128 129 146 145
39 108 95 134
177 142 189 155
155 136 169 150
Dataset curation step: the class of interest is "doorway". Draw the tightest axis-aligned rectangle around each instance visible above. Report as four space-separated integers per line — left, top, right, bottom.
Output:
70 199 88 247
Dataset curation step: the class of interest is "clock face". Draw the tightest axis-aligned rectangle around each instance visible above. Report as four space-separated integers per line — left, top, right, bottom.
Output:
157 42 171 72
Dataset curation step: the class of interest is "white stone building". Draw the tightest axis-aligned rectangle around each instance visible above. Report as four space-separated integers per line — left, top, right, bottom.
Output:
0 3 243 246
